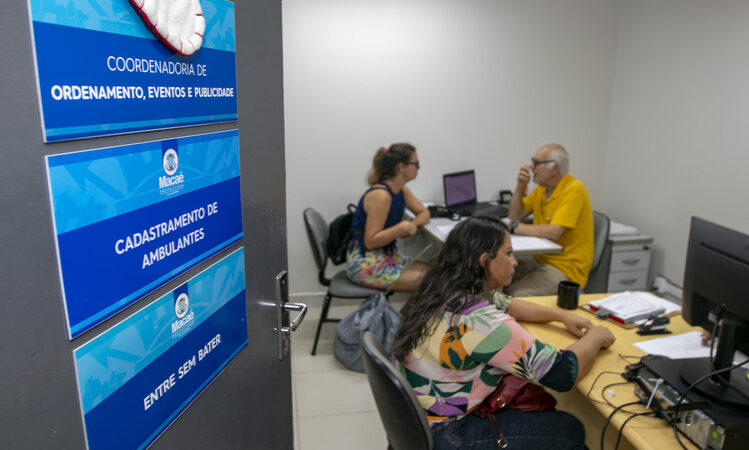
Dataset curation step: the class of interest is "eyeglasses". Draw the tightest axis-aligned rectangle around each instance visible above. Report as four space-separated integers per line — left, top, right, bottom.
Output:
531 157 555 167
405 160 420 169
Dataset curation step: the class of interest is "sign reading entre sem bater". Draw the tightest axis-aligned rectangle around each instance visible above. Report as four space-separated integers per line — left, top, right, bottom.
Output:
46 130 243 339
27 0 237 142
74 248 248 450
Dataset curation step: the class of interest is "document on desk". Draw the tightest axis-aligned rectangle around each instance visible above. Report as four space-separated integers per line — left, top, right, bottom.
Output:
635 331 749 362
634 331 710 359
511 235 559 252
584 291 681 324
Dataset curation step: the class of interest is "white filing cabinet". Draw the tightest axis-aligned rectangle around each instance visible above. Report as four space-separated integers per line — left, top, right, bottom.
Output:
606 233 653 292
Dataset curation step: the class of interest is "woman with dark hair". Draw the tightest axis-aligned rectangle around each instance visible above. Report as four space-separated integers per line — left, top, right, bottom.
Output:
345 143 430 292
394 216 615 449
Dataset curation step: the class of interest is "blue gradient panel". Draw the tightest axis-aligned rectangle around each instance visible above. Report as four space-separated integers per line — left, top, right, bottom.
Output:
28 0 237 141
46 130 243 338
74 248 248 450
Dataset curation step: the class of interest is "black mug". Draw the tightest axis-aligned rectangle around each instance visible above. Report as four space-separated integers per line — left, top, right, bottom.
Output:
557 280 580 310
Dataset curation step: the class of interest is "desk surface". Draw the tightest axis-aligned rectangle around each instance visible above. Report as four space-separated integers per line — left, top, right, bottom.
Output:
521 294 700 450
422 217 563 256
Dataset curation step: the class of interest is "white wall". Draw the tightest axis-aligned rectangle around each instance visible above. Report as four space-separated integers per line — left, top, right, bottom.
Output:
283 0 621 295
605 0 749 285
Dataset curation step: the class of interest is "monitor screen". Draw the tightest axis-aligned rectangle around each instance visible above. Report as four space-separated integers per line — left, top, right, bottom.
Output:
680 216 749 404
443 171 477 207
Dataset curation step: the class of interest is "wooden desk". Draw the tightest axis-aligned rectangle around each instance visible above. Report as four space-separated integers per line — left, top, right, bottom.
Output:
422 217 563 256
521 294 701 450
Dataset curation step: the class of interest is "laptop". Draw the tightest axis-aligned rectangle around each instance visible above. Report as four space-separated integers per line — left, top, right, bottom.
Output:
443 170 508 218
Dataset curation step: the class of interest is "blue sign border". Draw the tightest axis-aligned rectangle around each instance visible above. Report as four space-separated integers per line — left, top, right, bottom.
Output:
27 0 238 142
73 247 248 450
46 130 243 339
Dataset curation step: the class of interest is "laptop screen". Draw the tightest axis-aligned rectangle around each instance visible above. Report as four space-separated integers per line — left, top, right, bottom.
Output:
443 170 477 207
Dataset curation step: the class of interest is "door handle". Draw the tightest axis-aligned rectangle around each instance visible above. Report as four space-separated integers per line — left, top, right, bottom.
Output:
273 270 307 361
281 301 307 334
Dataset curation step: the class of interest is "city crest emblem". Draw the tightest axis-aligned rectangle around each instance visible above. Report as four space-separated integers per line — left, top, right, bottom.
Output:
163 148 179 176
175 293 189 319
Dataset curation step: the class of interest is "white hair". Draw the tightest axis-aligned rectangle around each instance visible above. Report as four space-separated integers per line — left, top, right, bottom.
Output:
549 148 569 174
538 142 569 175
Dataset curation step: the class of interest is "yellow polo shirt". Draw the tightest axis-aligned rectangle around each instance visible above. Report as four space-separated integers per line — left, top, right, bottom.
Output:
521 174 594 287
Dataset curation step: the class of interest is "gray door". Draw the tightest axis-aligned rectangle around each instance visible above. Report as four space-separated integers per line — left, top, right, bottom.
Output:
0 1 293 449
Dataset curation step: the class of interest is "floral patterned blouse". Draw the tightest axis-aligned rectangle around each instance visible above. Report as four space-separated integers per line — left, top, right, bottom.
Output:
397 291 578 425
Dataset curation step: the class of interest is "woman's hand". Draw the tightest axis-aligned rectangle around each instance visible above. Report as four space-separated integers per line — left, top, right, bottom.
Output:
585 325 616 349
560 313 593 338
565 325 616 380
397 220 418 238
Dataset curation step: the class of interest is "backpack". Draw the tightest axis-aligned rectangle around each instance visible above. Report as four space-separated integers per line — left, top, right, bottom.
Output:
326 203 357 265
333 293 401 372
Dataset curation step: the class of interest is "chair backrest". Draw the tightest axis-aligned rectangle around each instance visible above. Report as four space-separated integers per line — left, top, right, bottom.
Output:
360 331 433 450
303 207 329 274
592 210 611 271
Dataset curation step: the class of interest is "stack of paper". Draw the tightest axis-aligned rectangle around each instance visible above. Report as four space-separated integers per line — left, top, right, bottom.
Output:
585 291 681 325
610 221 640 236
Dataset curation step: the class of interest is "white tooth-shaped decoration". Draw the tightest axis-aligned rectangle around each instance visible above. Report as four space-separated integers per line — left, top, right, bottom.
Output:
130 0 205 56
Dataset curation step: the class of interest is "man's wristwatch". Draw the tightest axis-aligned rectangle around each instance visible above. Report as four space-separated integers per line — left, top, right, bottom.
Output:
509 220 519 234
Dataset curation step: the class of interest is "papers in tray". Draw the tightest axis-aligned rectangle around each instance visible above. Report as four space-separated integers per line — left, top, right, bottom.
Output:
582 291 681 325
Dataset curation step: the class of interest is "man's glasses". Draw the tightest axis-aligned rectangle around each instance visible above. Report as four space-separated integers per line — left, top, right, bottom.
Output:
531 157 555 167
405 161 420 169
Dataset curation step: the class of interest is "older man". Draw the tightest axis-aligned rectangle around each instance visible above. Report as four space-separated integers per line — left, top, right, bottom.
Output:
505 143 594 296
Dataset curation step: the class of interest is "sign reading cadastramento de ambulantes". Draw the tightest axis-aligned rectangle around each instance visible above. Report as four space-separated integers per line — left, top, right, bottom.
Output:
46 130 242 339
27 0 237 142
74 248 248 450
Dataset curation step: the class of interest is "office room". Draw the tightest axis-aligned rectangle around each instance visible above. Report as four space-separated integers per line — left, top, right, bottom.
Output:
284 0 749 449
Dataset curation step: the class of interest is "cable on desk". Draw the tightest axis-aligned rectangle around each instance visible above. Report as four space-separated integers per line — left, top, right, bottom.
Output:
614 411 655 450
674 356 749 408
617 354 641 363
586 370 660 416
671 423 689 450
598 380 659 418
586 371 621 406
600 400 642 450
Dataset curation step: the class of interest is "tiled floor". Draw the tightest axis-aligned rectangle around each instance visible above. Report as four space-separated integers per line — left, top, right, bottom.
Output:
291 294 407 450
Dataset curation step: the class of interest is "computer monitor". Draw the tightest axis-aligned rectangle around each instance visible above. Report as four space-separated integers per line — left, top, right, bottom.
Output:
443 170 477 208
680 216 749 405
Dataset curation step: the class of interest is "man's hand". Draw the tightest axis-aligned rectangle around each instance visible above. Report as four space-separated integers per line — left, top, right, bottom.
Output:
560 313 593 338
517 164 532 189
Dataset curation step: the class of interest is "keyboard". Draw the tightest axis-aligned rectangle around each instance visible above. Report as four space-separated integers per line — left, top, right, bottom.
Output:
450 202 508 218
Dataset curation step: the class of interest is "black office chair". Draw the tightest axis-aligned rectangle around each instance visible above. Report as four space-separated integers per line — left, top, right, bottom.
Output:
303 207 383 355
360 331 433 450
585 210 611 293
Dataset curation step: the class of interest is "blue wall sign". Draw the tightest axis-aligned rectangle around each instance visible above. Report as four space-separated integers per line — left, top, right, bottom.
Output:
27 0 237 142
74 248 248 450
46 130 243 339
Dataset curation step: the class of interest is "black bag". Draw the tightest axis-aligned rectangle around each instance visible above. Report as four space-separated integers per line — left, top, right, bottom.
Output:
326 203 357 265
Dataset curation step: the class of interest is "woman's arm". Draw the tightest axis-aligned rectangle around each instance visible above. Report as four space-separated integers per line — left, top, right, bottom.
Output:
508 299 615 381
362 189 415 250
403 186 430 226
508 299 592 337
565 326 615 380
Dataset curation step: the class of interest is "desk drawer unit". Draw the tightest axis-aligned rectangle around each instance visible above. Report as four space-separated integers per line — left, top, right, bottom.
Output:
610 249 650 272
606 236 652 292
607 270 649 291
